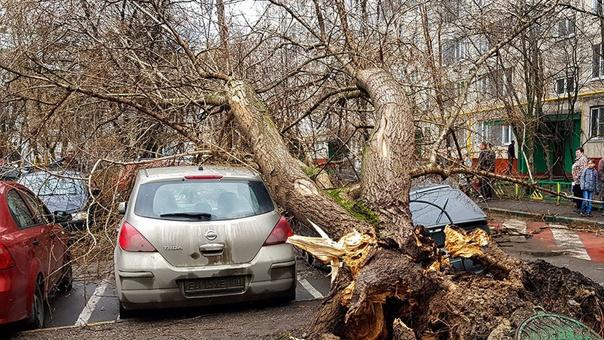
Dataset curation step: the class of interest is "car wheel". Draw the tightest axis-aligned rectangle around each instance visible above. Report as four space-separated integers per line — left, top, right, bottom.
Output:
27 282 45 329
57 261 73 293
287 283 296 301
303 250 314 266
119 303 135 319
278 282 296 304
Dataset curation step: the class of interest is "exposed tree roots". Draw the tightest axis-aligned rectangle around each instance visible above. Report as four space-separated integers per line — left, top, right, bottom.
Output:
301 227 604 340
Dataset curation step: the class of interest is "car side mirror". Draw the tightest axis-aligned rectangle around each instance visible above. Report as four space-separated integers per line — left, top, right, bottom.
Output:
53 211 73 224
117 202 127 214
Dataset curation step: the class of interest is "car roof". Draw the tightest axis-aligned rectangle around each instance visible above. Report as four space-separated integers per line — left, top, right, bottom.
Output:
138 165 261 182
0 181 33 195
409 184 487 228
21 170 84 178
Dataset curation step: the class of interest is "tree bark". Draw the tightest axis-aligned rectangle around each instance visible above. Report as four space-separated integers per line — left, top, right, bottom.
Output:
225 80 373 240
356 68 416 246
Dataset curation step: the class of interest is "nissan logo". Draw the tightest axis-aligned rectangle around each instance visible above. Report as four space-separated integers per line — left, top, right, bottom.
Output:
205 230 218 241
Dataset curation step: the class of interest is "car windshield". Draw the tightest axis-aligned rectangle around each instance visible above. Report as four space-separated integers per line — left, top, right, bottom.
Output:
20 174 84 196
134 179 275 221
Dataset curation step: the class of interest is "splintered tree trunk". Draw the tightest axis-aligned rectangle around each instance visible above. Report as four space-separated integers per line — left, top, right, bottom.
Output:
356 68 416 245
225 75 604 340
225 80 373 239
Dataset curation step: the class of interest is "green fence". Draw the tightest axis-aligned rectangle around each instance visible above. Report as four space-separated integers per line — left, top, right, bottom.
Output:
494 180 573 205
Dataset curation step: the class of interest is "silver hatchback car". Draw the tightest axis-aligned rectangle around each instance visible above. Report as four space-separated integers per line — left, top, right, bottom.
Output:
114 166 295 315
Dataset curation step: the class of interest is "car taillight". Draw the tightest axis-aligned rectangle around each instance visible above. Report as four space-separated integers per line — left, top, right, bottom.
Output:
264 217 294 246
0 242 15 270
118 222 157 252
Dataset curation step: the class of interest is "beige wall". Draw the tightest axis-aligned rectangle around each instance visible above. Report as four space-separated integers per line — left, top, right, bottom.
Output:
580 93 604 158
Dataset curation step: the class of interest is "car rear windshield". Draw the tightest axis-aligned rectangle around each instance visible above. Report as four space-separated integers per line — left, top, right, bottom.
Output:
134 179 275 221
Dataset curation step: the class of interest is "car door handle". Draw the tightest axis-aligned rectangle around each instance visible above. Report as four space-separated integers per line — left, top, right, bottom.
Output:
32 239 40 246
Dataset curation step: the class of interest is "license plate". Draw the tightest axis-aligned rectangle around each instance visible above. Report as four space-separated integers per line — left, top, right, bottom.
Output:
182 276 245 295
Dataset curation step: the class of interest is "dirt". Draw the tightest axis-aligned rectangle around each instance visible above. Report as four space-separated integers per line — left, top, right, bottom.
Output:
523 260 604 334
9 300 321 340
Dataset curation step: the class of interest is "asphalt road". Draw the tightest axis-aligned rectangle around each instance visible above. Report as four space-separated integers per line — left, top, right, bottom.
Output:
4 218 604 339
492 217 604 284
1 256 331 339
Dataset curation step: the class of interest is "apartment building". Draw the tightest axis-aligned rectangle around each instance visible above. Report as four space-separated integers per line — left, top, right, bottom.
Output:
417 0 604 178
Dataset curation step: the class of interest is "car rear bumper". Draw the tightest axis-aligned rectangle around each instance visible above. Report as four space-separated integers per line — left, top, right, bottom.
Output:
118 277 295 310
115 244 296 310
0 269 27 324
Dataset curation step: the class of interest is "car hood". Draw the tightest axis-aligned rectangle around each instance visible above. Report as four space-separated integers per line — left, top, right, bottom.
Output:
40 194 87 214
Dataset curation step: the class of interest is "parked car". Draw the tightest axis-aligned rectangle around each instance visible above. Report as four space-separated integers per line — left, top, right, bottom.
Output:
410 184 489 271
0 166 19 181
409 184 489 246
18 171 90 227
114 166 295 316
0 182 72 328
304 184 489 271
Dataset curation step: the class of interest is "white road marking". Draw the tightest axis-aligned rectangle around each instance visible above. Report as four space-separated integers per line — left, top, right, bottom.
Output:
502 219 527 234
75 280 109 326
297 276 324 299
550 224 592 261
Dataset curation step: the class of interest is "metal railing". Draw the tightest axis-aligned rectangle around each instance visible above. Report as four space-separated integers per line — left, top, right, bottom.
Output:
494 180 573 205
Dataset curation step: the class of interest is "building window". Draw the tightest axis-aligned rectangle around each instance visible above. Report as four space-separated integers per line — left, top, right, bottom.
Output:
555 77 575 95
442 0 462 23
592 44 604 78
590 107 604 138
443 81 468 106
489 68 513 96
594 0 603 14
474 121 514 146
477 36 490 54
556 17 575 38
476 76 490 96
442 38 469 65
502 125 513 145
476 68 513 99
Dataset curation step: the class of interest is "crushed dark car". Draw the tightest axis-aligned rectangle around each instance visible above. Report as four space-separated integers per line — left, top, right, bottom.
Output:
410 184 489 246
410 184 489 271
18 171 89 227
303 184 489 271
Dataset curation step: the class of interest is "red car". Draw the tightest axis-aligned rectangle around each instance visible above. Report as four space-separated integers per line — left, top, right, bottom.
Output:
0 182 72 328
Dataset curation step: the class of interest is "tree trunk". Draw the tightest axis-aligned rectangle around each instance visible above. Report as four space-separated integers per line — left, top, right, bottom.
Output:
225 80 373 240
356 68 416 246
226 75 604 340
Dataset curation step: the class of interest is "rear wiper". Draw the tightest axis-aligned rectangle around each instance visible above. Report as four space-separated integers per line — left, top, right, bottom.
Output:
159 212 212 220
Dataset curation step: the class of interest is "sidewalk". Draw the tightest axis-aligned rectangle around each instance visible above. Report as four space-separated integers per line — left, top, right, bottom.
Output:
481 198 604 227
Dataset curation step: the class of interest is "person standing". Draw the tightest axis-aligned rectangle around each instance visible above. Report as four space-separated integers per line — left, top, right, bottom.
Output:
599 158 604 214
487 143 496 172
478 142 494 199
580 160 599 217
507 140 516 174
571 148 589 212
486 143 496 199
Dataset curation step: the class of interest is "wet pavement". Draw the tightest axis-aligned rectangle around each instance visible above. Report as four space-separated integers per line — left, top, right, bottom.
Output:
491 216 604 284
1 256 331 338
4 217 604 339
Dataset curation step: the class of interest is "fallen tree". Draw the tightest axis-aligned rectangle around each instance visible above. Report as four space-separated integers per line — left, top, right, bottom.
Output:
225 67 604 339
1 1 603 339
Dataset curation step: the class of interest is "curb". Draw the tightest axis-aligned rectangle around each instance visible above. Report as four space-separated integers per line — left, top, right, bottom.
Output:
18 320 117 334
483 207 604 228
